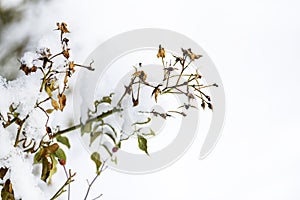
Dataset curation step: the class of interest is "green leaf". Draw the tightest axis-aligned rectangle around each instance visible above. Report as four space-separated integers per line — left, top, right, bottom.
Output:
91 152 102 174
46 109 54 114
33 149 43 164
81 121 93 135
1 179 15 200
53 148 67 162
132 117 151 126
142 129 155 137
104 132 116 145
161 88 173 94
100 95 112 104
89 131 102 147
138 135 149 155
101 143 113 157
117 141 121 148
56 135 71 149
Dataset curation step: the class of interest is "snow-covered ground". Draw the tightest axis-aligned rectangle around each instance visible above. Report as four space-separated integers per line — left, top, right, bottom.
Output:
1 0 300 199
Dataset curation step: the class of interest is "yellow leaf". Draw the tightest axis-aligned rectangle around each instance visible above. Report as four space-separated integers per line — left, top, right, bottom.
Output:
58 94 67 111
51 99 59 110
45 84 52 97
46 109 54 114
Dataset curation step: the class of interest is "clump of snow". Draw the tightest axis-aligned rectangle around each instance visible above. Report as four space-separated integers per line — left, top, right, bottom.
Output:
0 54 56 199
10 153 47 200
20 52 37 69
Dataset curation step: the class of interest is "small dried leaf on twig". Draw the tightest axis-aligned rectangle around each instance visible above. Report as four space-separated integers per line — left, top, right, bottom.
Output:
62 49 70 59
0 167 8 180
56 22 70 34
151 85 161 103
58 94 67 111
201 101 205 110
51 99 59 110
207 102 213 110
132 95 139 107
157 44 166 58
173 54 184 66
20 64 37 75
132 70 147 82
181 48 202 61
69 61 76 73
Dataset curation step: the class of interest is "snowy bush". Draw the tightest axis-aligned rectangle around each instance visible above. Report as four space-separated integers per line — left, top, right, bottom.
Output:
0 22 217 199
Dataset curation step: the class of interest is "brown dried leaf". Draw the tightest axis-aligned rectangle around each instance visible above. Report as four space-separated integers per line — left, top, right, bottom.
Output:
64 74 68 85
0 167 8 180
132 71 141 77
19 64 37 75
183 48 202 61
207 102 213 110
131 91 139 107
62 49 70 59
133 71 147 82
51 99 59 110
69 61 76 73
45 143 59 155
151 86 161 103
201 101 205 110
41 156 52 182
58 94 67 111
157 44 165 58
56 22 70 33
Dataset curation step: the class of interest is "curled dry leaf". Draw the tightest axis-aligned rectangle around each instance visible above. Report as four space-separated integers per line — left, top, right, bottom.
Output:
151 85 161 103
20 64 37 75
181 48 202 61
58 94 67 111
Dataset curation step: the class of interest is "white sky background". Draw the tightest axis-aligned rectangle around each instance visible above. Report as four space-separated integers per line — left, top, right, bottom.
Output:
3 0 300 199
